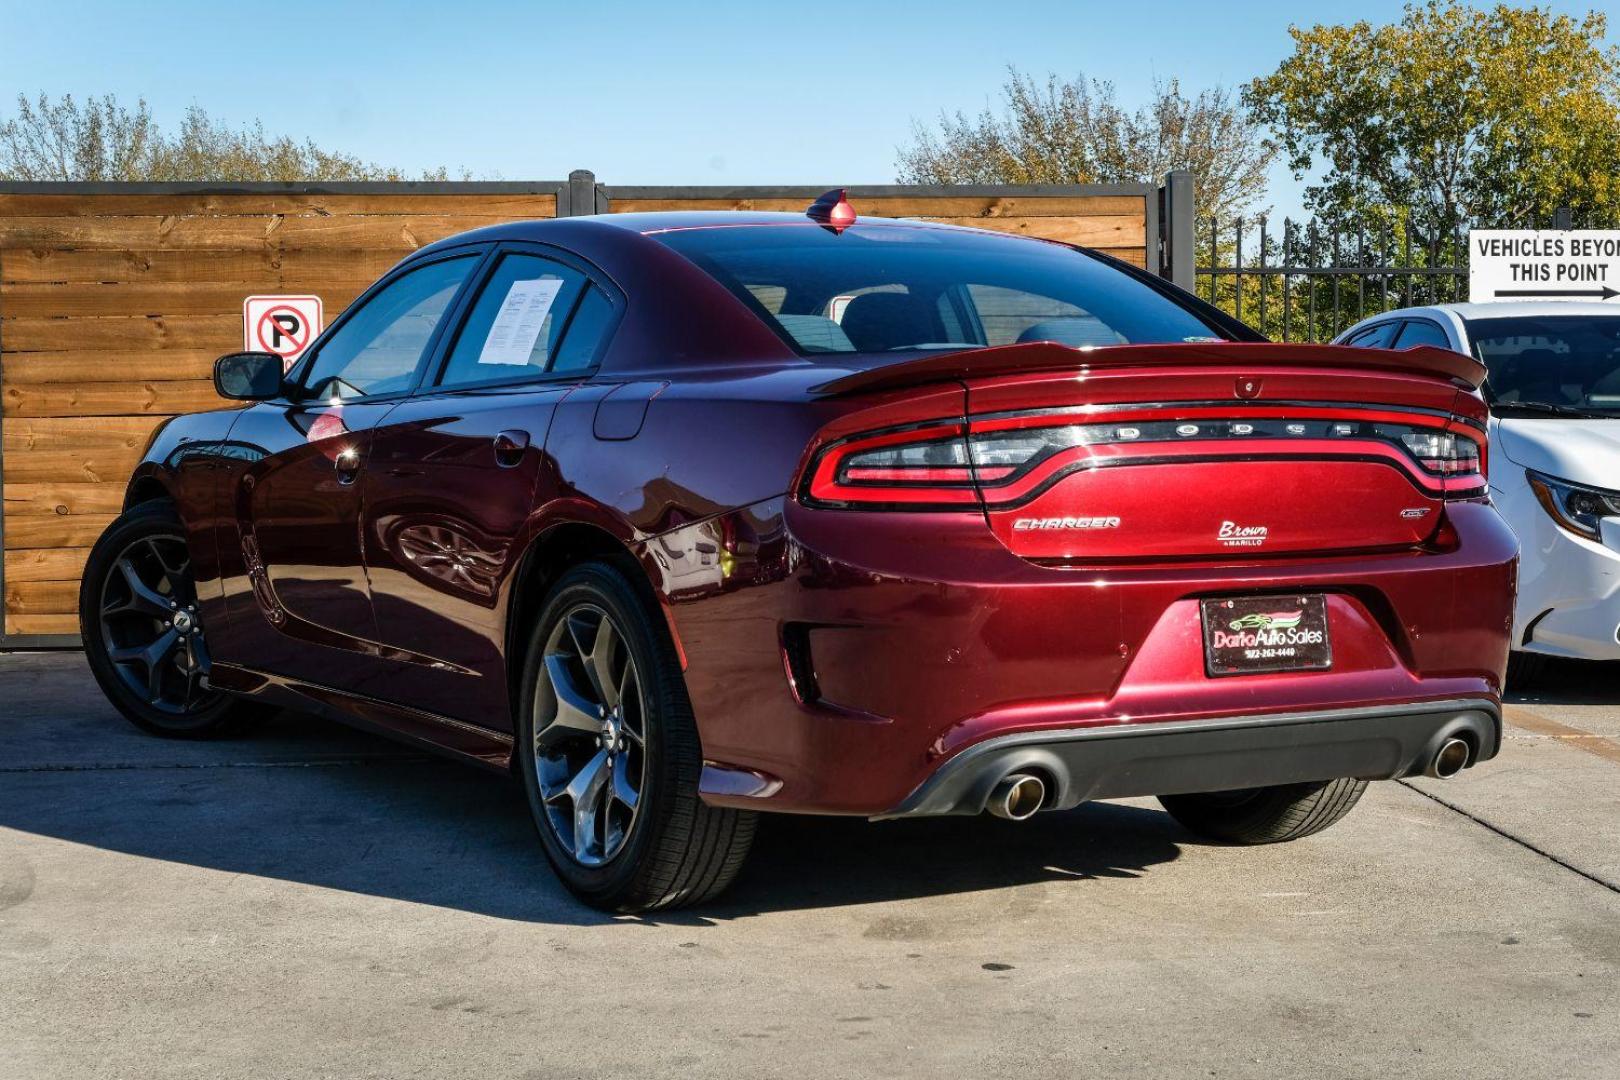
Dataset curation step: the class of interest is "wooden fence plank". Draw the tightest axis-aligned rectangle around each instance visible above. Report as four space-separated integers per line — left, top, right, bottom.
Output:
920 216 1147 247
1092 247 1148 268
4 416 167 449
5 546 88 583
0 193 557 217
1 247 410 285
2 513 117 549
4 314 243 352
4 481 129 516
5 613 80 635
0 214 518 251
4 579 78 615
0 280 368 318
3 352 224 385
2 447 148 483
4 381 225 417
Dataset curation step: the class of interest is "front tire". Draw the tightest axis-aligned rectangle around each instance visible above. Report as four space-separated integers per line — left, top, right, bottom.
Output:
1158 777 1368 844
516 560 755 912
79 499 268 738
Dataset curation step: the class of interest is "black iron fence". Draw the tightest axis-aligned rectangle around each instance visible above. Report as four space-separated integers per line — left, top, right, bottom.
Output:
1197 210 1577 342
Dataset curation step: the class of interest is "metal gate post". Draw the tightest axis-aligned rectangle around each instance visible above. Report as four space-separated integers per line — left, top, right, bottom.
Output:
1160 170 1196 290
565 169 597 217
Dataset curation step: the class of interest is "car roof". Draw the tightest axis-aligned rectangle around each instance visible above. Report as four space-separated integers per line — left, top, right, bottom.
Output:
1335 301 1620 346
412 210 1056 253
1353 301 1620 322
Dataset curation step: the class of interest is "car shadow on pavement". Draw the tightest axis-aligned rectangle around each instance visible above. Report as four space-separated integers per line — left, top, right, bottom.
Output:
1507 655 1620 706
0 653 1186 926
1 735 1186 927
685 802 1184 923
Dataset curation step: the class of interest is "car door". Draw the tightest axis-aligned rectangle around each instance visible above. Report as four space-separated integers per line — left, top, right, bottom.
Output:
212 249 486 692
358 244 621 727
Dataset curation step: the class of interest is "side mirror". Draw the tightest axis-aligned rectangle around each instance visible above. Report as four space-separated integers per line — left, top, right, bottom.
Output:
214 352 285 401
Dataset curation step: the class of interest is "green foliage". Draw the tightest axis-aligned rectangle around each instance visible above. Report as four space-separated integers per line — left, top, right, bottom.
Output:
0 93 455 181
897 67 1274 218
1246 2 1620 242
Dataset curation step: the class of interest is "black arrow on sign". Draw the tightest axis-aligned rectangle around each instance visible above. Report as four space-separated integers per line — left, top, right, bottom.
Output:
1494 286 1620 300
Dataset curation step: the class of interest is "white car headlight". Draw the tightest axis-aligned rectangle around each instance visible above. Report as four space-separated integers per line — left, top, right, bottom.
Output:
1527 472 1620 541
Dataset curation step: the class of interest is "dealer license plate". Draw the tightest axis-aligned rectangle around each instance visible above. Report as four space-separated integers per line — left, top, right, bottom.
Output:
1200 594 1332 676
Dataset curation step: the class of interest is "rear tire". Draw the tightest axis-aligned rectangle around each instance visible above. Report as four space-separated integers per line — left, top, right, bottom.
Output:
1159 777 1368 844
515 560 756 912
79 499 270 738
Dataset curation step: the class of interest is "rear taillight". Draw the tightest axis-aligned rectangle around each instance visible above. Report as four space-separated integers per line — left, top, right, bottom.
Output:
1395 429 1484 481
802 423 980 509
800 412 1487 509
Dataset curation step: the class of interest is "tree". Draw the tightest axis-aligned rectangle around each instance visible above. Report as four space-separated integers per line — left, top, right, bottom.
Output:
896 68 1275 219
0 93 451 181
0 94 159 181
1246 1 1620 240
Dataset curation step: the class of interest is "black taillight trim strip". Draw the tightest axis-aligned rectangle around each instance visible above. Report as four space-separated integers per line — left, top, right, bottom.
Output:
978 452 1480 512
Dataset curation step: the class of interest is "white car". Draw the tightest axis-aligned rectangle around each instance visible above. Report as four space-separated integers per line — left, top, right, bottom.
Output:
1336 303 1620 682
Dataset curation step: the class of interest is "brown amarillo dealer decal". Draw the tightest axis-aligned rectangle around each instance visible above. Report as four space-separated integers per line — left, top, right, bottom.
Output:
1200 594 1332 676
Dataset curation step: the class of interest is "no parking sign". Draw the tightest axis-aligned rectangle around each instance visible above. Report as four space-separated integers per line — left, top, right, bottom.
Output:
243 295 323 370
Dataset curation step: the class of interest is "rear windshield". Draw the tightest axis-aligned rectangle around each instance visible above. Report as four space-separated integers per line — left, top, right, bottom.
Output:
1465 315 1620 412
654 223 1228 357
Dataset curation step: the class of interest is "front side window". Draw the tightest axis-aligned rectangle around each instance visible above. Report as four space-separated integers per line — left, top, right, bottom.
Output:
299 255 477 400
437 254 592 387
655 224 1227 359
1465 315 1620 414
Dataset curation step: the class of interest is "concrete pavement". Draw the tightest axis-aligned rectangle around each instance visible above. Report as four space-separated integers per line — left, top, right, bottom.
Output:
2 651 1617 1079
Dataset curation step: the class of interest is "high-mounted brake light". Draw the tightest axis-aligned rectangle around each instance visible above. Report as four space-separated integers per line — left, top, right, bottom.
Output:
806 188 857 233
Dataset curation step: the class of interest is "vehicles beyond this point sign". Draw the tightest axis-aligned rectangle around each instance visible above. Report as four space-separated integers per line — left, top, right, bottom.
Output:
1469 231 1620 304
243 295 324 369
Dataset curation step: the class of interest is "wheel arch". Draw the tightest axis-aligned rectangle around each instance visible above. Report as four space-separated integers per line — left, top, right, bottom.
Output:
123 470 173 511
503 516 674 743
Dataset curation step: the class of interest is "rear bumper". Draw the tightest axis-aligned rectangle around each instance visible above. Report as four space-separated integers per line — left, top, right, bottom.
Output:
649 497 1516 817
879 698 1501 818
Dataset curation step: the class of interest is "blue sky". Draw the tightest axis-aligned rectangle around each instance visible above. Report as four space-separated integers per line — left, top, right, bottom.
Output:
0 0 1612 220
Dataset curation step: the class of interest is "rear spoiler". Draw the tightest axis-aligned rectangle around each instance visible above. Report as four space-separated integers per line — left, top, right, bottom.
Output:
813 342 1486 397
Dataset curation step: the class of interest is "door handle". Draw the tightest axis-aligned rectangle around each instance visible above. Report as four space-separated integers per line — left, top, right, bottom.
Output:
334 446 361 485
494 429 530 468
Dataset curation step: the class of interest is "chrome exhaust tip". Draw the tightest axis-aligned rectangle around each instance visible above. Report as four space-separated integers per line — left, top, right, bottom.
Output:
1426 737 1471 779
987 773 1046 820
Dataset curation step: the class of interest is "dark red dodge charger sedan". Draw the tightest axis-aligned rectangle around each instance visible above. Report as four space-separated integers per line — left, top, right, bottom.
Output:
80 193 1517 911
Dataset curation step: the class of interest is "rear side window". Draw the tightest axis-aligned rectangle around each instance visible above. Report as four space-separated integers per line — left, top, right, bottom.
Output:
1393 319 1453 350
438 253 589 387
550 286 615 373
1344 322 1398 349
655 224 1226 358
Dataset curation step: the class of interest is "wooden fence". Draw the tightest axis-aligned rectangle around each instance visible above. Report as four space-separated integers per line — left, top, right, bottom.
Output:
0 171 1192 645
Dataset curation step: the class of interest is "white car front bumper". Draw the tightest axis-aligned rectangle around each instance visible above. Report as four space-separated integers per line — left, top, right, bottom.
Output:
1496 467 1620 661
